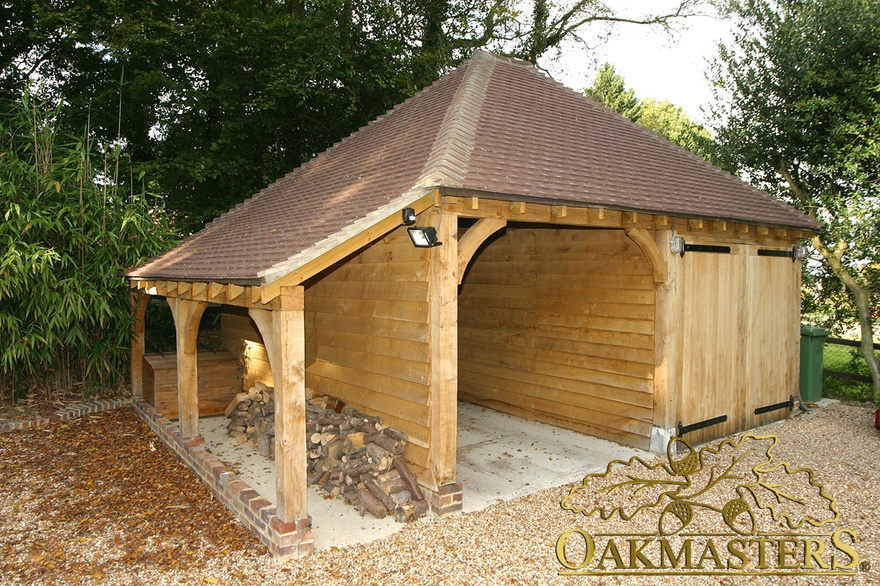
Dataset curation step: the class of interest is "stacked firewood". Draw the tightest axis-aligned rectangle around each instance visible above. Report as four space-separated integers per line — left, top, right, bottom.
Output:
225 383 276 458
225 386 428 522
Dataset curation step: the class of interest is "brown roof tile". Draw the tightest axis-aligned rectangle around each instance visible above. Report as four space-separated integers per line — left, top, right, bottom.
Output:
127 51 820 284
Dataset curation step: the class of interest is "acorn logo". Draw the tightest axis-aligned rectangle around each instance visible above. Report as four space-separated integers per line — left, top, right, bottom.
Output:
556 434 861 576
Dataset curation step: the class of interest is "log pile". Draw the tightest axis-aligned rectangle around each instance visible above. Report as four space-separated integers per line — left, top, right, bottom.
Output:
225 385 428 523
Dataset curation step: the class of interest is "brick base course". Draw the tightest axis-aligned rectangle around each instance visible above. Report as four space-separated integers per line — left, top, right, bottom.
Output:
0 398 130 433
133 400 314 558
424 481 464 516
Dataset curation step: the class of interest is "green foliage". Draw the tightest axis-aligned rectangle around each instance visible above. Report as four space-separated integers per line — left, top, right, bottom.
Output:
711 0 880 399
585 62 719 162
639 98 720 164
585 63 642 122
2 1 709 232
0 96 177 399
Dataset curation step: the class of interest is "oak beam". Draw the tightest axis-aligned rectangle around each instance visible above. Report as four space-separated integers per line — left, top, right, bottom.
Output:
167 297 208 438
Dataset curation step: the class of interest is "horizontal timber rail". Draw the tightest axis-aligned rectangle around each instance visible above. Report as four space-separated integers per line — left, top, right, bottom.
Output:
823 337 879 385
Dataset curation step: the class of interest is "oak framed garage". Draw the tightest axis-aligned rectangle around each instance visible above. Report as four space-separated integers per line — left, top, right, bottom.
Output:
125 51 820 557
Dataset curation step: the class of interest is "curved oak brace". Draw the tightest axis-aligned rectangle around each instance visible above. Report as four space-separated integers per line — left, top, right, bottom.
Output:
625 227 667 284
457 218 507 284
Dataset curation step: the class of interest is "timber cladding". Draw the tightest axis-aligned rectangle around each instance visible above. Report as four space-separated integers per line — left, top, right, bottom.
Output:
458 226 656 449
303 226 434 480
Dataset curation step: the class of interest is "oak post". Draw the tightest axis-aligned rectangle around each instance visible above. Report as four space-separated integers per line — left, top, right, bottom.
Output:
167 297 208 438
130 290 150 400
427 209 458 486
650 230 683 452
249 286 308 523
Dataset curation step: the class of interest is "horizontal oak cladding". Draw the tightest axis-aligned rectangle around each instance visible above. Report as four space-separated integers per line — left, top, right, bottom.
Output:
459 226 655 447
458 341 653 391
305 279 429 303
303 329 429 363
310 346 429 386
462 279 656 303
315 259 429 282
460 329 654 376
462 307 655 336
457 359 652 410
460 295 655 321
305 225 434 473
458 390 651 449
307 367 429 447
461 257 653 278
306 296 428 323
309 311 428 344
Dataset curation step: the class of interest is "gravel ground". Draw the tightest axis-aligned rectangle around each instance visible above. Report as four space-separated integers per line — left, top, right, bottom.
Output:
0 402 877 585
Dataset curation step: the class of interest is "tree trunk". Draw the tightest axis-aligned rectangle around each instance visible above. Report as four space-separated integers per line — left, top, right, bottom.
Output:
812 236 880 402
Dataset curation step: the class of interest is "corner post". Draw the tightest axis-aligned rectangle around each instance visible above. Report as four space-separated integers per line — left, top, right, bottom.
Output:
130 289 150 400
426 208 459 492
651 230 684 452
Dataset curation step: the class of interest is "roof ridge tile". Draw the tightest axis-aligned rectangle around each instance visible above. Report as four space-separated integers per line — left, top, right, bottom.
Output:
417 51 496 188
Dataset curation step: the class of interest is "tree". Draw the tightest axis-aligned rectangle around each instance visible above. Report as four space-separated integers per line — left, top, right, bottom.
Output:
639 98 718 164
711 0 880 402
0 96 176 399
584 63 720 163
584 62 642 121
2 1 711 233
518 0 706 63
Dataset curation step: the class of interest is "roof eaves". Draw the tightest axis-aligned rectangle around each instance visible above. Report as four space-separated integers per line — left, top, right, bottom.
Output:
256 185 438 286
439 187 822 233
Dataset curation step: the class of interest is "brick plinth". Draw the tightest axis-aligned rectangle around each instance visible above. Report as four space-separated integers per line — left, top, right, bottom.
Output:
425 481 463 516
0 397 130 433
133 400 314 558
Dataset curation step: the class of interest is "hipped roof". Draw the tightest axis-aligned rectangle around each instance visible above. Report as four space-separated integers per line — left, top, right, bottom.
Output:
126 51 821 285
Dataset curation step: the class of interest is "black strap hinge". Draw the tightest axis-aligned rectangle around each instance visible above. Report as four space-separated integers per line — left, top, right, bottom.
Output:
677 415 728 437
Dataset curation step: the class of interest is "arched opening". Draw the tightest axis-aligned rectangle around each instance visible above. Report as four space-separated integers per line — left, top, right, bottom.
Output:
455 223 656 506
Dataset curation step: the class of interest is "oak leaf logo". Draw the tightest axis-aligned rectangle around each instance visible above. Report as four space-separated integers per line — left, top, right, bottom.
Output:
560 434 839 535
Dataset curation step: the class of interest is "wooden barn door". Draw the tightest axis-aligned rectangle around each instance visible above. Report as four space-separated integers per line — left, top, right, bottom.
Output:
743 251 801 429
678 251 746 445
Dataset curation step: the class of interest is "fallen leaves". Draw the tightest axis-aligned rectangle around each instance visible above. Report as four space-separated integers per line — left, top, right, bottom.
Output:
0 409 262 584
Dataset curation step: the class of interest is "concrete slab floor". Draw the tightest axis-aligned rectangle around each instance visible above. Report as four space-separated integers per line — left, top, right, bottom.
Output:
199 402 644 550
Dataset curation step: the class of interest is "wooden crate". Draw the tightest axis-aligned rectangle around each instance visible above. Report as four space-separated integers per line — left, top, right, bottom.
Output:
143 350 241 418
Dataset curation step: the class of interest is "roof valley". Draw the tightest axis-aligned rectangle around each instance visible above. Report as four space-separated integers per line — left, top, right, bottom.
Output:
416 51 496 189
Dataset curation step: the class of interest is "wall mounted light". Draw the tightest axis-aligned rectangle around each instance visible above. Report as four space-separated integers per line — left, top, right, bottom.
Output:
408 226 442 248
401 207 417 226
669 234 686 257
793 244 810 261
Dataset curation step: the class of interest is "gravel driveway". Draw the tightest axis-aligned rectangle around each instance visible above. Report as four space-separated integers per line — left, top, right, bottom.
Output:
1 402 877 585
